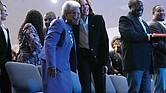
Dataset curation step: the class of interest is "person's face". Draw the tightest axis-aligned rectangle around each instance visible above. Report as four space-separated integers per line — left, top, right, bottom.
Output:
113 40 121 53
153 6 165 21
66 7 80 25
0 5 8 21
131 1 144 17
79 0 89 16
44 15 53 28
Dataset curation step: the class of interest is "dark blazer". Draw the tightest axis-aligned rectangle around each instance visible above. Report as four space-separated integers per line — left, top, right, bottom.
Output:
119 12 152 71
0 27 12 66
73 14 110 67
0 26 12 93
149 20 166 68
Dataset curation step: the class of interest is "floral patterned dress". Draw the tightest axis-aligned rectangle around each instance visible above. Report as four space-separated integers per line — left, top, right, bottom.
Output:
17 23 42 65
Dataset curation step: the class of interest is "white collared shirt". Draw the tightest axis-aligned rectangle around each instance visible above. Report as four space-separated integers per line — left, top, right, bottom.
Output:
139 17 151 41
158 21 166 29
138 17 147 33
1 24 8 43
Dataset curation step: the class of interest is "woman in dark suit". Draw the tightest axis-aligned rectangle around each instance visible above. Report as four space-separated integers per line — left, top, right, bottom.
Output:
73 0 110 93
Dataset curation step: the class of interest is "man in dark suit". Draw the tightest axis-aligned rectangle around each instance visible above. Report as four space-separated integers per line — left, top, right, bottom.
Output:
43 11 56 37
119 0 153 92
73 0 109 93
149 5 166 93
0 1 12 93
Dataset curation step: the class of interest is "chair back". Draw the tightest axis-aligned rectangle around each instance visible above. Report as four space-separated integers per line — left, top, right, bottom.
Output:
109 75 128 93
106 74 116 93
37 65 42 77
5 62 42 93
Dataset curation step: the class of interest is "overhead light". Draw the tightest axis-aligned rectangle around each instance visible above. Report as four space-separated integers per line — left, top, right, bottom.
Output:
51 0 58 4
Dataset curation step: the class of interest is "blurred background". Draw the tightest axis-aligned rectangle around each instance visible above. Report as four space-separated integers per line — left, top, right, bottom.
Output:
2 0 166 52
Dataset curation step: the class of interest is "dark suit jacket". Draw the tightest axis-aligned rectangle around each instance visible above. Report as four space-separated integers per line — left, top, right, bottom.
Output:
72 14 110 67
119 12 152 71
0 27 12 67
149 20 166 68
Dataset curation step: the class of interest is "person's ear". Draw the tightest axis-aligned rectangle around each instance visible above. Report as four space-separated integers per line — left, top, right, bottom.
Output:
131 5 136 10
152 11 155 15
130 5 135 12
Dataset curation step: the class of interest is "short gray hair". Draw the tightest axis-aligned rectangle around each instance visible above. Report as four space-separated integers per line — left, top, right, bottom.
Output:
61 1 80 16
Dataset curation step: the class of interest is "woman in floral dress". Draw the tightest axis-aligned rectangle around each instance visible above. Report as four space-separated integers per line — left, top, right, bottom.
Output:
17 9 44 65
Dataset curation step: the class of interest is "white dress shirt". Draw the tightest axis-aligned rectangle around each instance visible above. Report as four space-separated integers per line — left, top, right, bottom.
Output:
1 24 8 43
139 17 147 33
158 21 166 29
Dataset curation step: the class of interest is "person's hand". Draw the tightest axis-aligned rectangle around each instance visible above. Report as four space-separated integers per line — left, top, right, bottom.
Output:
149 34 158 47
102 66 108 76
48 67 57 78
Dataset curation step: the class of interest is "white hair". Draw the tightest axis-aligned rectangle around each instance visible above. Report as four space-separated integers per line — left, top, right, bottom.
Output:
61 1 80 16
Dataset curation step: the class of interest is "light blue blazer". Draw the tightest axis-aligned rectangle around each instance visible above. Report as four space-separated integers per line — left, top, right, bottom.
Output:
40 18 73 93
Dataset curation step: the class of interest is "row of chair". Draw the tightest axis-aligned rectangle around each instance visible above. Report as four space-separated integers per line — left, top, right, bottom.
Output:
5 61 43 93
5 61 154 93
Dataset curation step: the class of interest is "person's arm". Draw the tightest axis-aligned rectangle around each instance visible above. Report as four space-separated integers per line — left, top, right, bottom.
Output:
44 19 64 78
119 16 150 43
97 15 110 74
149 23 166 53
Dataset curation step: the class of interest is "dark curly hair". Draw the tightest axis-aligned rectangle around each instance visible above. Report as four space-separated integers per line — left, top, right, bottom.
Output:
18 9 44 45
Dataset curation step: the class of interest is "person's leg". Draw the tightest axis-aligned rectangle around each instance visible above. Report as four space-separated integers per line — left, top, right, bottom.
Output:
45 69 72 93
127 70 143 93
78 51 91 93
1 66 12 93
153 68 166 93
139 69 151 93
163 69 166 93
92 66 105 93
41 59 47 93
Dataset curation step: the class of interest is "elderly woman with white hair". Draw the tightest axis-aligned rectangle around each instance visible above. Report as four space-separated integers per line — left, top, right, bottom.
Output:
40 1 80 93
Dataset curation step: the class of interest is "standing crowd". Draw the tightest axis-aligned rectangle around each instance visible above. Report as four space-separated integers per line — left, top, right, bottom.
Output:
0 0 166 93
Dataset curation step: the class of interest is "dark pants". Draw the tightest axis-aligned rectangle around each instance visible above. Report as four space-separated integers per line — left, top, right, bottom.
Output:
0 65 12 93
77 48 106 93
